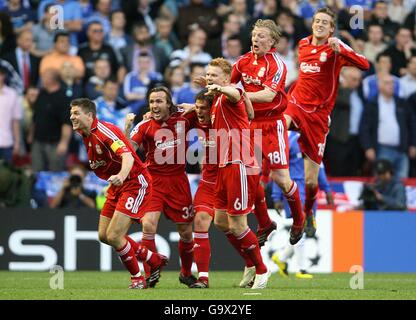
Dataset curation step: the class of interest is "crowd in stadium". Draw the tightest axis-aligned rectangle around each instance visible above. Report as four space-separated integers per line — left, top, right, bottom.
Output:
0 0 415 205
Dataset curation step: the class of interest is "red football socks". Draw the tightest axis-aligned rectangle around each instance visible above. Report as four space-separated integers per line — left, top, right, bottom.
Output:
178 238 195 277
116 240 140 276
224 230 254 268
254 183 272 229
284 181 305 227
193 231 210 282
235 228 267 274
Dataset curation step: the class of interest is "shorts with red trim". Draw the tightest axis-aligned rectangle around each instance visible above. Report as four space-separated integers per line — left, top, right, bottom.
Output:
285 102 330 165
194 179 216 217
101 172 152 221
214 163 258 216
146 172 194 224
250 118 289 170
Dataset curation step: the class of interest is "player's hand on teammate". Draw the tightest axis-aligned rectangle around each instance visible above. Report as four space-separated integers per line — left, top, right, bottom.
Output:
178 103 196 115
328 37 340 53
143 111 152 120
206 84 222 95
107 174 125 187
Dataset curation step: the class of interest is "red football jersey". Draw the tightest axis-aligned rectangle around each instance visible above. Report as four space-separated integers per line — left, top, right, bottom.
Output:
289 36 370 114
194 120 218 183
130 111 196 176
79 118 146 181
210 93 257 168
231 48 288 120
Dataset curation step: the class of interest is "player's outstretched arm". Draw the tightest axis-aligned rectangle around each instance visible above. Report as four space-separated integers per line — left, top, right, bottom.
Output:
107 152 134 186
329 37 370 70
206 84 241 103
124 113 136 137
245 87 276 103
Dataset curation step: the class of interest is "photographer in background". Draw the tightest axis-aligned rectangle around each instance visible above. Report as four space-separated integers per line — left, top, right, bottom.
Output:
50 164 96 209
359 159 407 211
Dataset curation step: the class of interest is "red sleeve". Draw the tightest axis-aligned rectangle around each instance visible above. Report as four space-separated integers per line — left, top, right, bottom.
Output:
337 39 370 70
231 61 242 84
130 120 148 147
263 54 287 92
183 111 198 129
97 122 131 156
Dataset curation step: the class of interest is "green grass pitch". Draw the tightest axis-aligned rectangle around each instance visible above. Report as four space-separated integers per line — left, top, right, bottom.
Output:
1 271 415 300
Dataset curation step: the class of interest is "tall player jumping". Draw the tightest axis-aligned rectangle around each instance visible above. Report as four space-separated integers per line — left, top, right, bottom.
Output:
285 8 369 235
69 98 167 289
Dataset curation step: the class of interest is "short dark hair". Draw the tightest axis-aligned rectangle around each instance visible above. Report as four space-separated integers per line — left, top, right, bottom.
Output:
104 76 118 85
54 31 70 43
313 7 337 28
70 98 97 117
195 89 213 106
375 159 393 175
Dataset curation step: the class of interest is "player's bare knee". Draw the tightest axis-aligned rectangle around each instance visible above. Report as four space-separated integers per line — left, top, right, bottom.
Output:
141 219 157 234
194 213 212 232
106 230 124 247
270 171 292 193
214 219 228 232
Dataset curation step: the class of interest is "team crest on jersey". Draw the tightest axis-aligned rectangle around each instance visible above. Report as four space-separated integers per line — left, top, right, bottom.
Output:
319 52 327 62
257 67 266 78
95 144 103 154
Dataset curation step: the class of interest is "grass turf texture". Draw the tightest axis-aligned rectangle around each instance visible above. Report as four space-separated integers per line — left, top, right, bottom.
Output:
0 271 415 300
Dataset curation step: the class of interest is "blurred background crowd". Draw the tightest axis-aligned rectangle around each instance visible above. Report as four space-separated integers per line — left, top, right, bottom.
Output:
0 0 415 209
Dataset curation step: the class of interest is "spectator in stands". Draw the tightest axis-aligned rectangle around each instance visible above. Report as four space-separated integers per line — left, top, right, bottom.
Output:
176 63 205 104
31 4 58 58
0 160 32 207
360 73 416 179
206 13 241 58
121 22 167 75
298 0 326 26
276 32 298 88
367 0 399 43
84 0 111 37
121 0 162 37
94 77 129 131
123 51 162 114
30 69 72 172
40 31 85 81
388 0 410 24
59 60 83 99
37 0 83 47
84 58 111 100
153 17 181 58
382 27 416 77
224 35 243 65
359 159 407 210
363 24 387 65
0 12 16 56
274 8 309 49
2 29 40 91
326 67 365 176
362 53 401 102
78 21 123 83
2 0 35 34
399 55 416 98
0 66 21 164
169 27 211 76
176 0 221 45
21 85 39 153
164 65 187 104
106 10 132 61
50 163 96 209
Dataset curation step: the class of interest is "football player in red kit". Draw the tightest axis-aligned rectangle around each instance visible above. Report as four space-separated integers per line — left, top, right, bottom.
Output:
231 19 305 249
69 98 167 289
206 58 271 289
285 8 369 235
126 87 198 288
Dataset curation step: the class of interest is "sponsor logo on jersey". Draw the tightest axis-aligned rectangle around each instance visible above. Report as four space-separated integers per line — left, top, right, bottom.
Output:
89 160 107 170
155 139 181 150
199 136 216 148
300 62 321 73
242 73 262 85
